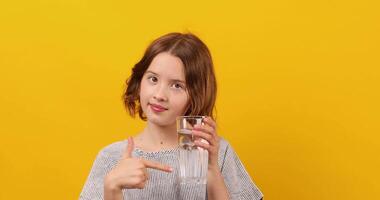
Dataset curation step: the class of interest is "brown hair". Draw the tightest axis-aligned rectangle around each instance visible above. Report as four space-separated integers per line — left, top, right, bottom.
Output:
123 32 217 120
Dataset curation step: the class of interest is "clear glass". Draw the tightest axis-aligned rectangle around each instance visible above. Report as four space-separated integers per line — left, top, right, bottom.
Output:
177 116 209 186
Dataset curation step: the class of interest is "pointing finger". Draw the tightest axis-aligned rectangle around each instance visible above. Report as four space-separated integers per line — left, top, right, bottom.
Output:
143 160 173 173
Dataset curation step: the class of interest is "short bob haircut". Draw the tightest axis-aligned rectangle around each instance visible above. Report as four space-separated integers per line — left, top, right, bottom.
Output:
123 32 217 121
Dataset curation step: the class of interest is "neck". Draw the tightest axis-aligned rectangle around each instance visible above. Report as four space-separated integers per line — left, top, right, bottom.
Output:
136 121 178 151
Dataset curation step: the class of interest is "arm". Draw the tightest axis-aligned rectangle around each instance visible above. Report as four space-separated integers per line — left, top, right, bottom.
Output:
192 117 230 200
104 175 123 200
219 142 264 200
206 166 230 200
103 137 172 200
192 117 263 200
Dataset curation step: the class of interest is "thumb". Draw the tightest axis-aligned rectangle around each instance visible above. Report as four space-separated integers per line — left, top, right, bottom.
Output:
123 137 134 159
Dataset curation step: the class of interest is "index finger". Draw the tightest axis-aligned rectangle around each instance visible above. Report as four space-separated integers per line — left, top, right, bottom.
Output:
203 117 217 130
143 160 173 173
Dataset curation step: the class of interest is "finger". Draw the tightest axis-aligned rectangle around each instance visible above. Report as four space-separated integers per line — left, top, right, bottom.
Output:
203 117 217 130
143 160 173 173
143 168 149 180
138 169 148 182
135 179 147 189
194 140 211 151
123 137 134 159
194 123 215 136
192 130 213 144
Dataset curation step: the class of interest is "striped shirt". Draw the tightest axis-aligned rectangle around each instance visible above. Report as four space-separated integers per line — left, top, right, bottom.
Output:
80 138 263 200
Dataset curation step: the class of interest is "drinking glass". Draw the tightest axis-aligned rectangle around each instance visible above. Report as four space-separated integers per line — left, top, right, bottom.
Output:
177 116 208 185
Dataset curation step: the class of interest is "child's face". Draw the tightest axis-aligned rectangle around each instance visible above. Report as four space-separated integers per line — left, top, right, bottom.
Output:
139 52 189 127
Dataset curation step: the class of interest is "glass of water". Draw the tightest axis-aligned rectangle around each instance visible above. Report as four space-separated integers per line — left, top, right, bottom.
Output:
177 116 209 185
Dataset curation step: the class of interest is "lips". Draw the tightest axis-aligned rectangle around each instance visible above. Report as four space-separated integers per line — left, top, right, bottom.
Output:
149 103 168 112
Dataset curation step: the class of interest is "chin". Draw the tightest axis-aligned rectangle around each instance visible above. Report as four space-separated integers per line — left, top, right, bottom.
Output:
146 114 176 127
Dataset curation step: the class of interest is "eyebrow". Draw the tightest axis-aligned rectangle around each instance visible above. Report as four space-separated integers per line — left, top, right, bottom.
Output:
146 70 186 84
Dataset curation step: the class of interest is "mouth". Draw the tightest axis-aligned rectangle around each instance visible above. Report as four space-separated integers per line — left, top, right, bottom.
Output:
149 103 168 112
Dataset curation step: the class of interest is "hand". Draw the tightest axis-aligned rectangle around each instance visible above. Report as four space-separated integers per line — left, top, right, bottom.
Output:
104 137 173 190
192 116 220 171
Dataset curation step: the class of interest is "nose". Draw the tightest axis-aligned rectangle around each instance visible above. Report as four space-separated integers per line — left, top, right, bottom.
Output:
153 84 168 102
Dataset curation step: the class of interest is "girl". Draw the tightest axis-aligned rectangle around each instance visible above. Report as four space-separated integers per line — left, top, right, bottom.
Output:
80 32 263 200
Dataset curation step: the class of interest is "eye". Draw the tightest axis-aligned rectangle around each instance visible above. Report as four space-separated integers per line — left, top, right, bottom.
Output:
148 76 158 83
172 83 185 90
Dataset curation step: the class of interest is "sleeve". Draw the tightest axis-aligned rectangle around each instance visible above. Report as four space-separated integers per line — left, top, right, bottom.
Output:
79 150 118 200
220 141 264 200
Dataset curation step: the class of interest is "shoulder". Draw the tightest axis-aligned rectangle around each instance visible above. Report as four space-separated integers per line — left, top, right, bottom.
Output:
218 137 233 154
217 137 235 166
96 139 128 161
219 137 230 148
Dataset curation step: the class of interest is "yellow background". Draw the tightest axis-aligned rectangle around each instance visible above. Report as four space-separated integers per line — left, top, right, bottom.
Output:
1 0 379 199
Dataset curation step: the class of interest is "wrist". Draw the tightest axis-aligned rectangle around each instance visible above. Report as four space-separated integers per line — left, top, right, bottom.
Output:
207 166 223 182
206 167 230 200
104 173 122 192
104 175 123 200
208 165 221 174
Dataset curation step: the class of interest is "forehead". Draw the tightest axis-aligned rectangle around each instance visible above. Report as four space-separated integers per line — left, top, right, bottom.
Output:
147 52 185 80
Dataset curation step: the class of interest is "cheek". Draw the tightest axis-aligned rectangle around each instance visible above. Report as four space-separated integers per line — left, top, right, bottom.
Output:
174 95 189 112
139 82 150 104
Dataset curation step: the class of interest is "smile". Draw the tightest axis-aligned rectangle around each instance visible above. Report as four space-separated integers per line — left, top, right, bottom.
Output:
149 103 168 113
